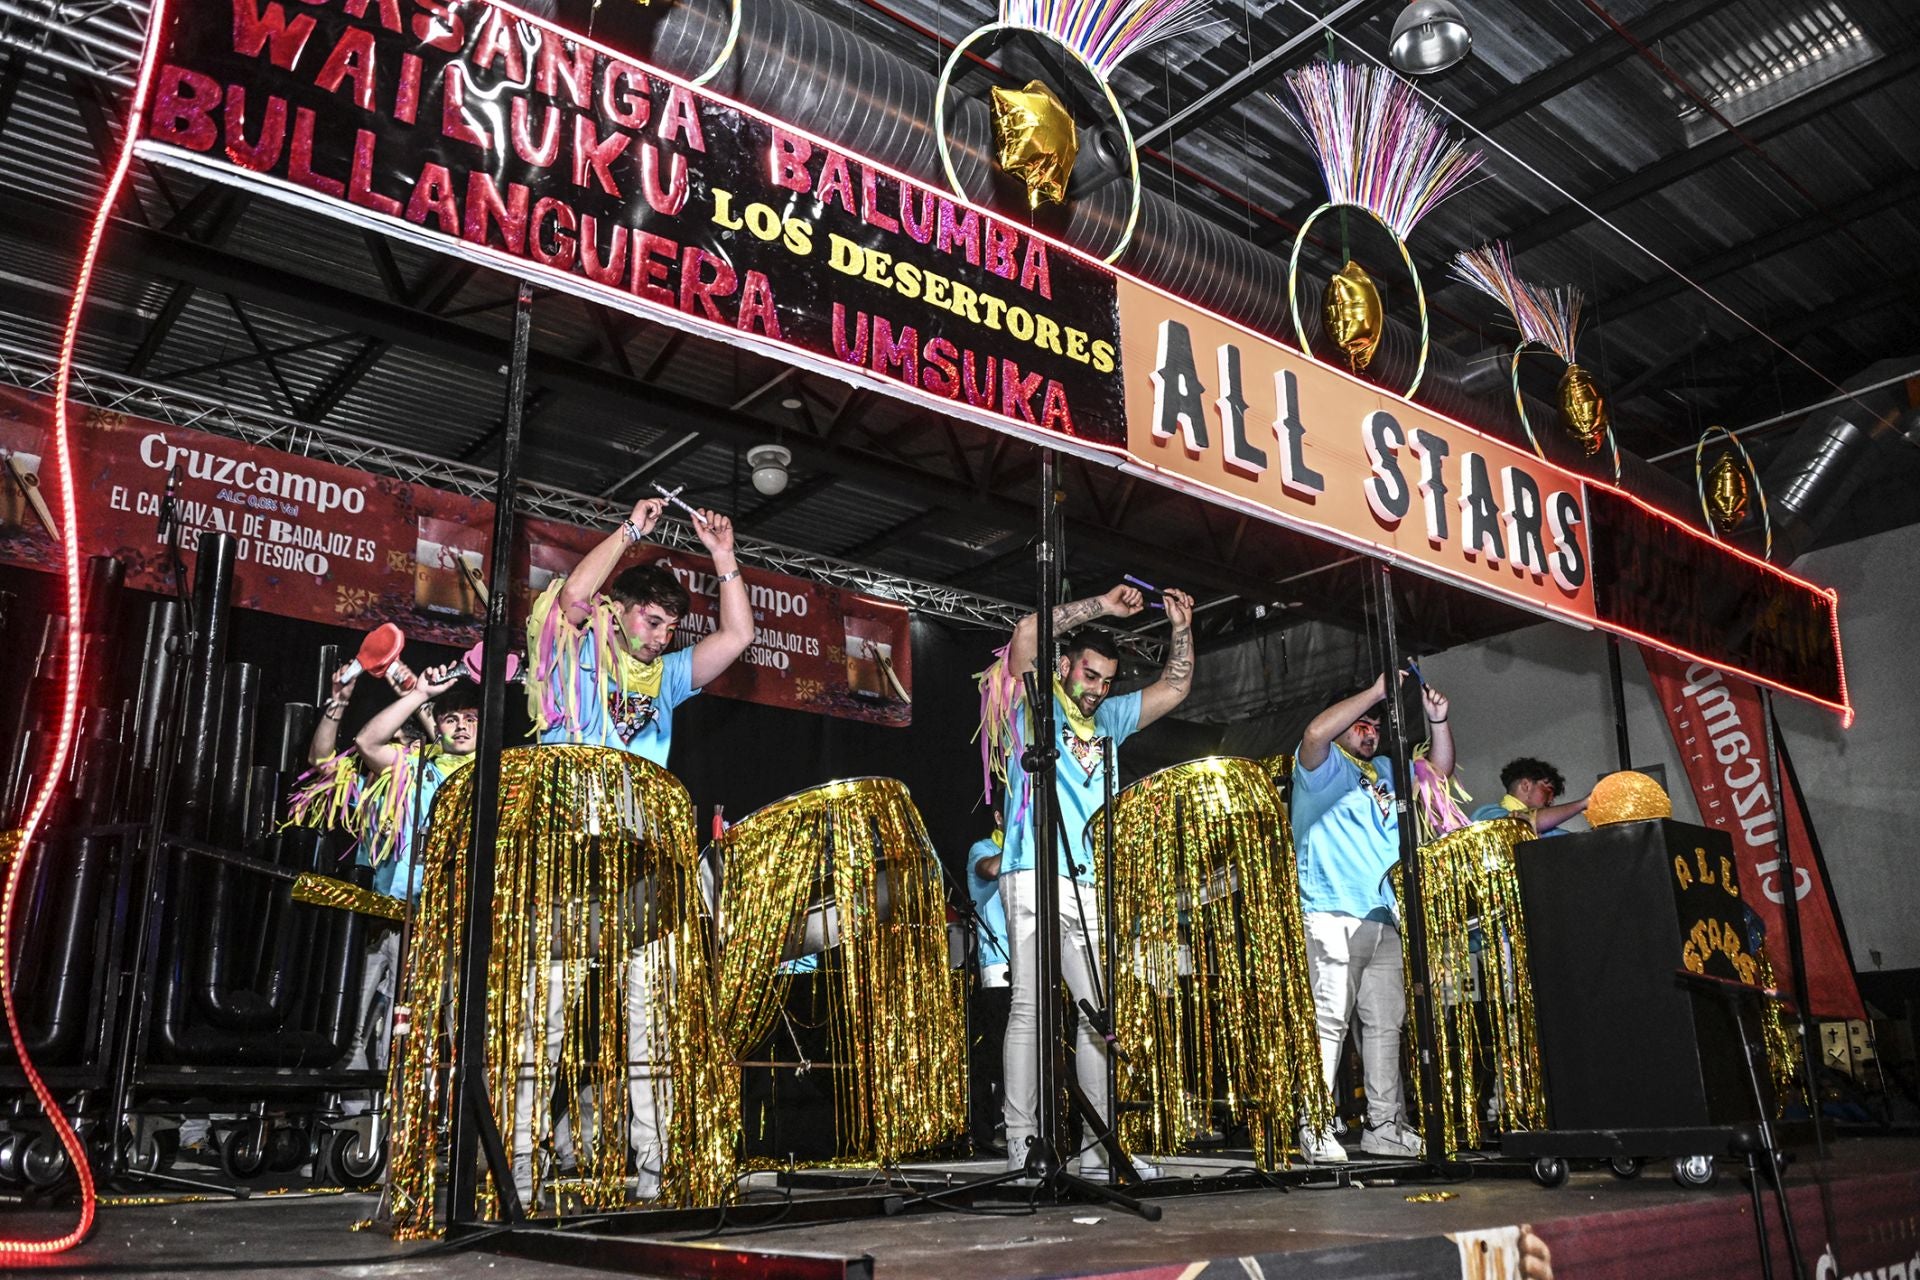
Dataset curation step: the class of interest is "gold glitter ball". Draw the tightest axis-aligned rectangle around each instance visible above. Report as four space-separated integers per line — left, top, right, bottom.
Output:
1588 770 1672 826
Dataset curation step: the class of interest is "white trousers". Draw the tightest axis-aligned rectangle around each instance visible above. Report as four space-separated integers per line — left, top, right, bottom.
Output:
511 962 568 1199
345 929 402 1073
625 937 672 1190
999 871 1111 1154
1304 913 1407 1127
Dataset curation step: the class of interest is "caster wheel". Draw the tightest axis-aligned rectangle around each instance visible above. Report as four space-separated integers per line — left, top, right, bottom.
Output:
267 1125 310 1173
0 1133 25 1185
1531 1156 1569 1189
220 1125 269 1181
1608 1156 1644 1179
23 1133 71 1189
318 1128 387 1186
1673 1154 1718 1189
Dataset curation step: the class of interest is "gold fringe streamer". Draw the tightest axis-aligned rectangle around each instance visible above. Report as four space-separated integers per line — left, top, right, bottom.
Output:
1756 946 1803 1113
384 745 732 1238
710 778 965 1164
1393 817 1545 1156
289 873 404 922
1090 758 1325 1166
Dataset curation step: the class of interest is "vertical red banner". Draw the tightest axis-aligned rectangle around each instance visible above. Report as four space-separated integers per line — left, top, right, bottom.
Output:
1643 648 1864 1019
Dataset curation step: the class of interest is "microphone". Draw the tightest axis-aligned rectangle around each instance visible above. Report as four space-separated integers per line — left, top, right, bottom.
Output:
157 462 180 536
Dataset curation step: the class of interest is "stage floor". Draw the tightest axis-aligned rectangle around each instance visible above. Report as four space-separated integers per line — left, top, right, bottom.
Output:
6 1136 1918 1278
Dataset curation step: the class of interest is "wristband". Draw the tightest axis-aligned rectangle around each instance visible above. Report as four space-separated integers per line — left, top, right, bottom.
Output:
714 569 741 585
1429 716 1447 723
621 518 644 544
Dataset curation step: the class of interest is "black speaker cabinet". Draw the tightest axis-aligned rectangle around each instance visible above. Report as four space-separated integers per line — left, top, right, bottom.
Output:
1515 818 1770 1130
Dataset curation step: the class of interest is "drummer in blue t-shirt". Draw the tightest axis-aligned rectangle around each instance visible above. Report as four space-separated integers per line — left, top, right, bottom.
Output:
986 581 1196 1182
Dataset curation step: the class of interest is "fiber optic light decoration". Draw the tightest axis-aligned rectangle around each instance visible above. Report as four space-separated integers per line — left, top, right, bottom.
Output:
936 0 1217 261
1451 240 1622 481
1 0 172 1259
1277 60 1483 397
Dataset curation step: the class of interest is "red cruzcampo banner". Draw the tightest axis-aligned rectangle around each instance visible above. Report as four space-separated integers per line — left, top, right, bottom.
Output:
1644 647 1864 1019
0 387 912 726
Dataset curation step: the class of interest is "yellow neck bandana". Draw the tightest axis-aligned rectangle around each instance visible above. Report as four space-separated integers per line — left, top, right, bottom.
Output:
1053 675 1099 742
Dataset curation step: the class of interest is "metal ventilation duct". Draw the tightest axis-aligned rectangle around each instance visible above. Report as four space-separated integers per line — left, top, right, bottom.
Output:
1762 358 1920 562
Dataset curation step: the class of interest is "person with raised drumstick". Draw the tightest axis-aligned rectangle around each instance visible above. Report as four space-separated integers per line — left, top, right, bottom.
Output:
521 493 754 1203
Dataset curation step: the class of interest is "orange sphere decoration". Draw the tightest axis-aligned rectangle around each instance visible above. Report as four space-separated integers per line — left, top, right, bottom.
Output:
1588 771 1673 826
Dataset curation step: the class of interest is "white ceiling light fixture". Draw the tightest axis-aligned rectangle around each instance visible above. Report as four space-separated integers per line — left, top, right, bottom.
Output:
748 443 791 497
1388 0 1472 76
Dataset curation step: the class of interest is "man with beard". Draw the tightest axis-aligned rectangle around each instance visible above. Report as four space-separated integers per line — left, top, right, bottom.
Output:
1291 673 1452 1164
985 582 1195 1181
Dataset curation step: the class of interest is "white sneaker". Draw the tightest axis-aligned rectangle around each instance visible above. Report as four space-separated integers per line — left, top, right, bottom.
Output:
1297 1123 1349 1165
1360 1119 1424 1159
1005 1135 1033 1176
1080 1152 1160 1182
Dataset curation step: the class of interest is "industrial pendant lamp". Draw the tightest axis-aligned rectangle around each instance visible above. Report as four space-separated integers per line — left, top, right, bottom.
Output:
1389 0 1472 75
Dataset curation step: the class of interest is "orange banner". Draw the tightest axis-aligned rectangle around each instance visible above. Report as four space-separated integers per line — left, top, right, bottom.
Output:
1115 276 1595 622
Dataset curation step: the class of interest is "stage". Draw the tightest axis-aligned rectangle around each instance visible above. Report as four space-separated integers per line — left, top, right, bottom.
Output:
7 1136 1915 1278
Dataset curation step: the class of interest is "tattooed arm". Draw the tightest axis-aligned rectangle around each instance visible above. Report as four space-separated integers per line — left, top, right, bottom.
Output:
1005 584 1144 679
1138 589 1195 728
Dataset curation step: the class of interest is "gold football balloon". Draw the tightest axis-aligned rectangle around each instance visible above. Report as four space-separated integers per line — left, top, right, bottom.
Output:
1705 450 1750 533
1558 362 1609 456
1324 259 1383 372
990 80 1078 210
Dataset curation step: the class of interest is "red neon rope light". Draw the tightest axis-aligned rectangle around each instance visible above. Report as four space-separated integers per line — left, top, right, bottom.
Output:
1 0 168 1256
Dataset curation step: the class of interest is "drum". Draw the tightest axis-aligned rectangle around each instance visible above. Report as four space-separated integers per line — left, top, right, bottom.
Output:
1089 756 1326 1166
705 777 964 1166
386 744 732 1231
1393 816 1544 1156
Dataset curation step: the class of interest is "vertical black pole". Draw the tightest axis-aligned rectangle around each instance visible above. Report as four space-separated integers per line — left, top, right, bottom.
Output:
448 280 535 1226
1758 689 1827 1162
1606 638 1632 771
1374 563 1444 1162
1025 448 1063 1177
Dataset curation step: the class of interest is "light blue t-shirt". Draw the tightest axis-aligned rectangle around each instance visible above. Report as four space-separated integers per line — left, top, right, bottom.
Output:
537 644 699 766
999 689 1143 883
1471 799 1568 837
371 751 467 904
1292 747 1400 922
966 835 1010 970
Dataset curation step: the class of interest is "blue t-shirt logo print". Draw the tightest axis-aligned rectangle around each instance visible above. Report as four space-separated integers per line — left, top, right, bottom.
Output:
608 689 659 744
1062 727 1105 781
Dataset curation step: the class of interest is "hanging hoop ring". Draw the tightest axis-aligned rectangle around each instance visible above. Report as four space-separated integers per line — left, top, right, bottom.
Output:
933 22 1143 265
1287 202 1427 399
1693 424 1771 561
1510 342 1622 482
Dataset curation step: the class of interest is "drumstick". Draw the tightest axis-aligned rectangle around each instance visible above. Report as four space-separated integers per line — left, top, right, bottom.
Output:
1121 573 1166 609
650 482 710 527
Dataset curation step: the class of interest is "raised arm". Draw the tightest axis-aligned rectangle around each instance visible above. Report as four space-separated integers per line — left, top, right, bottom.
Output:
1298 675 1387 771
1422 683 1455 778
355 665 459 770
1137 589 1195 730
1006 584 1144 679
687 509 755 689
308 663 359 765
558 496 665 625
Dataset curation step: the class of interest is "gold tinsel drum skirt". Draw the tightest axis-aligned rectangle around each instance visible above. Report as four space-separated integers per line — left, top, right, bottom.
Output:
1090 756 1326 1166
1392 816 1545 1156
384 745 733 1235
706 777 965 1166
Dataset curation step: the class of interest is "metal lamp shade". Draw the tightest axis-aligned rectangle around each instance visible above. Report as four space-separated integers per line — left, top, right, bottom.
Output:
1390 0 1472 74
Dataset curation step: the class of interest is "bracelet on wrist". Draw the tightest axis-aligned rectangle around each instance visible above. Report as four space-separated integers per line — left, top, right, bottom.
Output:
714 568 741 585
1429 716 1447 723
621 518 643 544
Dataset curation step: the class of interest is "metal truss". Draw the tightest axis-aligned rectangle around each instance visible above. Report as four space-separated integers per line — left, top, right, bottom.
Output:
0 339 1053 635
0 0 146 88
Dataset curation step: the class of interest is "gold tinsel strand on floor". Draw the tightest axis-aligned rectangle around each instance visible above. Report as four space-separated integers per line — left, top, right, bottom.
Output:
383 746 732 1238
1393 817 1545 1156
1091 758 1325 1165
711 778 965 1164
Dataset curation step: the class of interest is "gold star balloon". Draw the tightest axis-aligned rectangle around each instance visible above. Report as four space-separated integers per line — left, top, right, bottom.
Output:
1706 449 1750 533
1558 362 1609 457
991 80 1078 210
1324 259 1384 371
